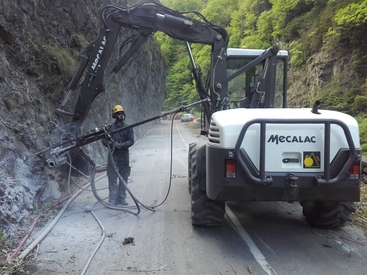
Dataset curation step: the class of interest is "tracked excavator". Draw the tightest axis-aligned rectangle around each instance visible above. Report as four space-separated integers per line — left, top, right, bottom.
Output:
38 1 361 228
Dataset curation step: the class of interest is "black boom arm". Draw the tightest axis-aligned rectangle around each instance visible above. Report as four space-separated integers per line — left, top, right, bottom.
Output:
52 1 229 146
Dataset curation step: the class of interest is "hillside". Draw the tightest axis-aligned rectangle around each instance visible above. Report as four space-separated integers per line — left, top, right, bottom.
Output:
159 0 367 151
0 0 166 236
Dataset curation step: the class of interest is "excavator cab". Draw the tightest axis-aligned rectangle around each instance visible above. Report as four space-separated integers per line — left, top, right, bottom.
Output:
225 48 288 109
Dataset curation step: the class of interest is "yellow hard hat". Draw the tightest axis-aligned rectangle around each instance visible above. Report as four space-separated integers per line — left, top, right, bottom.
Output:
113 105 124 114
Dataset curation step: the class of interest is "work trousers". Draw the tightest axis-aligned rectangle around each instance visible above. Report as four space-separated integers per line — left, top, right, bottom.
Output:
107 152 130 204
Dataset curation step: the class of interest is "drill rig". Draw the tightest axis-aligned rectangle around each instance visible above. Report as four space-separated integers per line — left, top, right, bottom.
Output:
41 1 361 228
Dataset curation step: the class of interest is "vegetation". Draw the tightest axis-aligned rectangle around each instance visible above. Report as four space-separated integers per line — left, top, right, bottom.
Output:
69 33 89 54
156 0 367 153
42 44 76 80
0 231 25 274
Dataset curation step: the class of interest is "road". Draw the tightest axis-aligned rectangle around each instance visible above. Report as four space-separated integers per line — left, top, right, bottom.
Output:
26 120 367 275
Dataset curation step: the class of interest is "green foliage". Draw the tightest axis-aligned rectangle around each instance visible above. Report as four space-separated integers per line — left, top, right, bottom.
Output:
0 258 25 275
0 231 26 274
155 0 367 156
42 45 76 79
329 1 367 46
352 95 367 115
233 0 273 48
312 75 352 114
0 231 6 243
201 0 236 26
69 33 89 53
289 41 307 67
160 0 203 11
351 48 367 76
241 9 275 48
163 55 196 110
356 116 367 154
226 10 244 47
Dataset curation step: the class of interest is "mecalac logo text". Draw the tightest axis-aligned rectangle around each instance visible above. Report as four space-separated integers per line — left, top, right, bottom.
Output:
267 135 316 145
91 36 107 71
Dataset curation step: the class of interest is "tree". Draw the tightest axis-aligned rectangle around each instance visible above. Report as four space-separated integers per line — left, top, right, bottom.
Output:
329 1 367 46
201 0 236 26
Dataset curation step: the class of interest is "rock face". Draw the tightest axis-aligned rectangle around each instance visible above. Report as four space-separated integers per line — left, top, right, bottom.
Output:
0 0 166 234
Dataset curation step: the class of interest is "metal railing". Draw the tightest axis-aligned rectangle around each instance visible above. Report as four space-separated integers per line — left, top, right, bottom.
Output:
234 118 357 185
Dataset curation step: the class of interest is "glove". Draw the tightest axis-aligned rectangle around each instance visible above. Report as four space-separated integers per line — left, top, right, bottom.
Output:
102 138 113 148
115 142 127 149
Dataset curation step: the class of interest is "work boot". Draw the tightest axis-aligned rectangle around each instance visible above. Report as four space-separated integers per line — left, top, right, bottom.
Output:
118 199 128 206
108 199 117 205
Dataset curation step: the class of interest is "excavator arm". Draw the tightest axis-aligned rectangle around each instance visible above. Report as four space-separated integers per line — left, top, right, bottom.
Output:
52 1 229 146
43 1 279 169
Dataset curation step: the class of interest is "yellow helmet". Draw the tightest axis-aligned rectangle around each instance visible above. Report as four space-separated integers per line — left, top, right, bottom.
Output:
112 105 125 118
113 105 124 114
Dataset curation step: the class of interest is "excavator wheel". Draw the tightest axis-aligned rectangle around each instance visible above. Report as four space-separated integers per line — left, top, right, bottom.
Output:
189 142 225 227
188 143 196 193
301 201 355 228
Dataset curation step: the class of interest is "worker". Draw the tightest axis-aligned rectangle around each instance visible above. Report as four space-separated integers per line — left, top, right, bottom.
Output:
103 105 134 206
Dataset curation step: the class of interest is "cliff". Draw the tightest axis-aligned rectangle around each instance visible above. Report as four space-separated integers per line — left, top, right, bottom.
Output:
0 0 166 235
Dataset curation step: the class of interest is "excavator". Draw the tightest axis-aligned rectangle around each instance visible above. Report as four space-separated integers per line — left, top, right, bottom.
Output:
38 1 361 228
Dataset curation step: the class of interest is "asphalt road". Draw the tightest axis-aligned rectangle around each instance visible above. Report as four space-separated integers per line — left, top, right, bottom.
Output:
26 120 367 275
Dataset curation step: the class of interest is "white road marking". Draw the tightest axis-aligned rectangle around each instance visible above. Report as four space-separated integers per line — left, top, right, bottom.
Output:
226 205 278 275
178 122 276 273
176 124 189 149
175 123 189 169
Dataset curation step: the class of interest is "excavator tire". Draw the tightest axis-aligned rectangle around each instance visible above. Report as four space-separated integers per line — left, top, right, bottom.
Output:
301 201 355 228
189 142 225 227
188 143 196 193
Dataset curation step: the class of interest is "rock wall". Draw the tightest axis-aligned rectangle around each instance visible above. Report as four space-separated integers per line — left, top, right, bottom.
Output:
0 0 166 234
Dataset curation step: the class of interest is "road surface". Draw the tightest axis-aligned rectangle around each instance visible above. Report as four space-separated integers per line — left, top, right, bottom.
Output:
26 120 367 274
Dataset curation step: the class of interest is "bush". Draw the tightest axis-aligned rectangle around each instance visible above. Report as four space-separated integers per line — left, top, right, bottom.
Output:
357 116 367 156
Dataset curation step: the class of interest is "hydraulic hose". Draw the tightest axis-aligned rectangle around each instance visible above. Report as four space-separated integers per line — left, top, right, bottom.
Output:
17 181 92 261
108 111 179 210
15 104 193 265
89 113 180 213
80 210 106 275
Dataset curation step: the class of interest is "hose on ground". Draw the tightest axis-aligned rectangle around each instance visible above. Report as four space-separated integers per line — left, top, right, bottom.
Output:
17 181 92 261
80 210 106 275
14 116 179 266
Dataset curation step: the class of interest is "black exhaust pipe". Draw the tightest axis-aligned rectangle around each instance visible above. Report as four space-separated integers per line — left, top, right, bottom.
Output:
311 100 321 114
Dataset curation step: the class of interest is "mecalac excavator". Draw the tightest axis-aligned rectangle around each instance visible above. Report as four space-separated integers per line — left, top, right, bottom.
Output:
38 1 361 228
